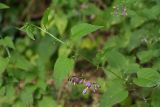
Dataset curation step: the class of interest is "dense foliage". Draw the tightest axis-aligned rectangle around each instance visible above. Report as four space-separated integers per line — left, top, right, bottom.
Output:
0 0 160 107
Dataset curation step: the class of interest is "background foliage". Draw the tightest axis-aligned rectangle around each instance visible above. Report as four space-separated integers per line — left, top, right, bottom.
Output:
0 0 160 107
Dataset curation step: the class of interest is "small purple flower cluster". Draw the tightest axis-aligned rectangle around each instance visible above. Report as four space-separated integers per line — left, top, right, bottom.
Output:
68 76 100 95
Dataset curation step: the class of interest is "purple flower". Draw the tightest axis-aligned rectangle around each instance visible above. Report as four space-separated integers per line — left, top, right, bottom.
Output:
79 79 83 84
85 81 92 88
82 88 88 94
68 76 84 85
73 77 79 83
68 76 100 95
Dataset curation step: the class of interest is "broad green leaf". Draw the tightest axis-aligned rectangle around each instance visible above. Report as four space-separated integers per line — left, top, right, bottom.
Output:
41 8 50 26
38 96 57 107
5 85 15 97
0 36 15 49
0 96 15 105
36 79 47 90
99 80 128 107
10 52 32 71
134 68 160 87
53 55 74 88
103 36 117 50
0 85 15 104
127 29 146 51
36 36 57 72
151 87 160 107
13 101 26 107
130 14 147 28
71 23 102 41
137 49 159 64
41 8 55 36
0 3 9 9
55 13 68 35
0 57 9 75
20 23 35 40
126 63 140 73
142 5 160 20
58 43 72 57
20 86 36 106
105 67 123 80
106 49 128 69
116 33 130 48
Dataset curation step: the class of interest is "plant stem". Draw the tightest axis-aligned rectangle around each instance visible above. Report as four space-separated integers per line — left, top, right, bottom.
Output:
101 67 124 81
5 47 11 58
31 24 65 44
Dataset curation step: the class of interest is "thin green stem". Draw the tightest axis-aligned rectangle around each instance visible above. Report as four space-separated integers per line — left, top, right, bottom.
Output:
5 47 11 58
101 67 124 81
74 49 124 81
31 24 65 44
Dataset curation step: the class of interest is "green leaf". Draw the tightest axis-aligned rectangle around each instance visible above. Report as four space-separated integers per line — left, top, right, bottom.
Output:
71 23 102 41
99 80 128 107
0 57 9 75
41 8 50 26
137 49 159 64
134 68 160 87
20 86 36 106
151 87 160 107
58 43 72 57
0 96 15 105
5 85 15 97
55 13 68 35
53 55 74 88
20 23 36 40
126 63 140 73
0 3 9 9
106 49 128 69
10 52 32 71
127 29 146 51
37 36 57 72
38 96 57 107
13 101 26 107
0 85 15 105
130 14 146 28
0 37 15 49
142 5 160 20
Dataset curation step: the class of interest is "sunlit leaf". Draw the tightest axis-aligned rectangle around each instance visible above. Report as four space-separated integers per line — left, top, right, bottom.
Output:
0 3 9 9
41 8 50 26
53 55 74 88
55 12 68 35
71 23 103 41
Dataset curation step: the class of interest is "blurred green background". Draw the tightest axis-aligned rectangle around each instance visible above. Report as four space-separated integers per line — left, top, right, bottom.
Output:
0 0 160 107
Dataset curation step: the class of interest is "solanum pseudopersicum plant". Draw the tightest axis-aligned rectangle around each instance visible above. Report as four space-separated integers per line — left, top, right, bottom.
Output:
0 0 160 107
